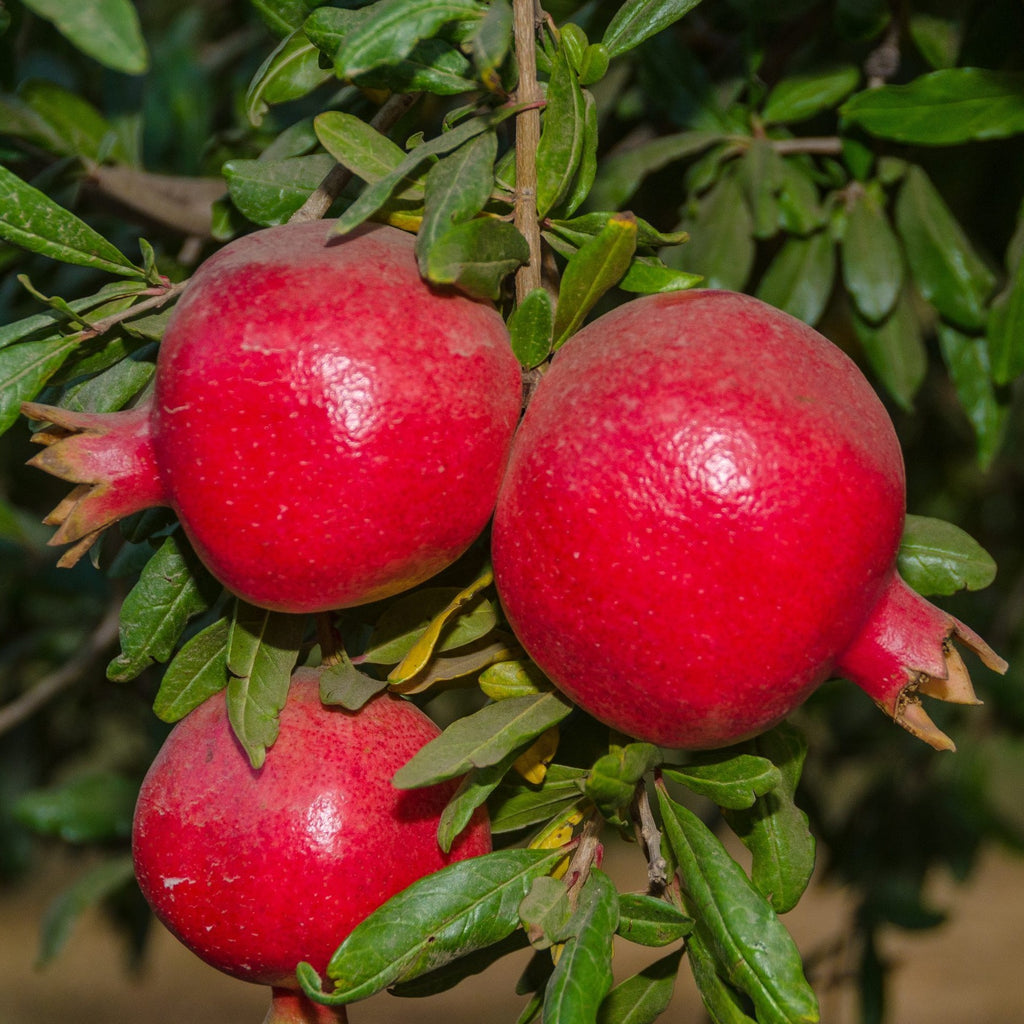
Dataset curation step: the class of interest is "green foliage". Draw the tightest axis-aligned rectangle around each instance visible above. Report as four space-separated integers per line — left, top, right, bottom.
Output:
2 0 1023 1021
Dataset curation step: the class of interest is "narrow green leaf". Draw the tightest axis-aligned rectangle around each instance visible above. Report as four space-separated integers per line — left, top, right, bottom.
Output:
553 212 638 346
488 764 589 835
546 212 688 250
334 0 484 80
355 38 478 96
896 165 995 330
253 0 309 37
841 68 1024 144
0 166 142 276
417 131 498 273
602 0 704 58
14 773 137 843
841 192 903 323
664 754 781 811
851 290 926 412
37 856 136 966
909 14 961 70
297 849 564 1003
543 870 619 1024
314 111 421 194
508 288 554 369
586 743 662 817
246 30 332 127
0 332 82 434
562 89 598 217
318 651 388 711
520 874 575 949
223 154 337 227
937 322 1009 468
720 725 816 916
471 0 512 90
536 49 587 217
618 257 702 295
741 138 784 240
777 160 825 235
437 758 513 853
479 659 552 701
755 231 835 326
657 786 819 1024
899 514 998 596
762 65 860 125
426 218 529 300
225 602 307 769
616 893 693 947
686 929 757 1024
988 237 1024 385
389 931 532 998
598 948 685 1024
152 617 231 723
107 534 219 682
392 692 574 789
21 0 148 74
19 80 126 162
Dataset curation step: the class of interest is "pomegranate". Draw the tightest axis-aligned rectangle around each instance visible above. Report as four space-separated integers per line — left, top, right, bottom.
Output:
22 221 521 613
132 669 491 1023
491 290 1006 751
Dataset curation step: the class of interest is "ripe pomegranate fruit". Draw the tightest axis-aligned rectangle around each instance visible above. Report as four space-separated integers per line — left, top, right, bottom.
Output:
491 290 1006 751
132 669 490 1024
22 221 521 613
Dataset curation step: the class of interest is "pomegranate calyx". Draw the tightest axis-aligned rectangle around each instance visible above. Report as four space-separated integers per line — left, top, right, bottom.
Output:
263 988 348 1024
22 399 165 565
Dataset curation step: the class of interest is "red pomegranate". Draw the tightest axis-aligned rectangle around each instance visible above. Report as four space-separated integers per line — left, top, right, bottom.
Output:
132 670 490 1023
22 221 521 613
491 290 1006 751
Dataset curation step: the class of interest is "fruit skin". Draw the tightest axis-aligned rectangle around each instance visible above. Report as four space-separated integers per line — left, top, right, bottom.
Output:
23 221 521 613
492 290 1005 751
131 669 491 990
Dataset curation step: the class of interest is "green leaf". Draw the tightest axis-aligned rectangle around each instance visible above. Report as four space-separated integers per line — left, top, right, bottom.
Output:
619 257 702 295
899 515 998 597
755 230 835 326
553 212 638 346
896 165 995 331
426 218 529 300
776 160 825 235
393 692 574 789
314 111 422 195
520 874 575 949
657 786 819 1024
0 166 142 276
297 849 565 1003
536 49 587 218
602 0 705 58
14 773 137 843
616 893 693 947
841 69 1024 144
225 602 308 768
740 139 784 240
562 89 599 217
762 65 860 124
479 659 552 701
488 764 589 835
389 931 532 998
686 928 757 1024
471 0 512 90
543 870 619 1024
356 38 478 96
417 131 498 273
152 617 231 723
937 322 1009 469
851 290 926 412
18 80 127 162
841 191 903 323
333 0 484 80
0 332 82 435
318 650 388 711
223 154 337 227
246 30 333 127
21 0 148 74
664 754 781 811
106 533 219 682
508 288 554 369
720 725 816 915
586 743 662 817
598 948 685 1024
253 0 309 38
546 213 688 250
909 14 961 71
437 758 513 853
988 236 1024 385
587 131 722 211
37 856 136 966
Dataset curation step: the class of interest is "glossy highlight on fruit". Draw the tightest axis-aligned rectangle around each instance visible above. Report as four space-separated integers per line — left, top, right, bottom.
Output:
22 221 521 613
492 290 1006 751
132 670 490 1000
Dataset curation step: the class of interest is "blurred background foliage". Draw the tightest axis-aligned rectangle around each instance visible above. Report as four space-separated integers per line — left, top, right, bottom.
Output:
1 0 1022 1021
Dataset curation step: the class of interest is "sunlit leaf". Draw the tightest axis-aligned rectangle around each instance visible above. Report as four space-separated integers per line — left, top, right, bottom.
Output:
21 0 148 74
899 514 998 596
602 0 705 58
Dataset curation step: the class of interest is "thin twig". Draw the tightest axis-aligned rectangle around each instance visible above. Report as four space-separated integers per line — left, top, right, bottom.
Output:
290 92 422 224
0 601 122 737
631 781 669 896
563 813 604 908
512 0 543 302
769 136 844 156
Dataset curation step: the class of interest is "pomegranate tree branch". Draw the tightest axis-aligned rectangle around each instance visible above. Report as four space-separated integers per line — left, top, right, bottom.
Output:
563 813 604 907
0 601 121 737
290 92 422 224
769 136 844 156
512 0 543 302
631 781 669 896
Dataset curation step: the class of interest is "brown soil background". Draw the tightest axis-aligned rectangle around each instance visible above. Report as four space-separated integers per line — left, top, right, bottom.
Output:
2 837 1022 1024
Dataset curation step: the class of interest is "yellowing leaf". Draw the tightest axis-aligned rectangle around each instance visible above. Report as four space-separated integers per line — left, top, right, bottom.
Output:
513 726 560 784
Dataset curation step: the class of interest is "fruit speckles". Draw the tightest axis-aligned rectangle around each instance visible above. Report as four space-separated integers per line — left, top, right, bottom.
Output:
493 290 1005 750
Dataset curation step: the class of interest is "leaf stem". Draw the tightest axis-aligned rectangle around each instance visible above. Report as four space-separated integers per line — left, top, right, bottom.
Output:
512 0 543 302
291 93 421 224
